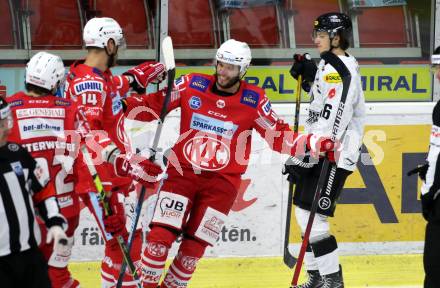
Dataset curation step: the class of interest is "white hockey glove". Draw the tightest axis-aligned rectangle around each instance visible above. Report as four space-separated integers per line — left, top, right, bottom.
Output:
46 225 68 255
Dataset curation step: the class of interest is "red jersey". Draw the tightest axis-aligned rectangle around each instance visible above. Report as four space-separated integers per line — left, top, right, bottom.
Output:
7 92 94 218
64 62 132 192
125 73 308 176
64 61 131 151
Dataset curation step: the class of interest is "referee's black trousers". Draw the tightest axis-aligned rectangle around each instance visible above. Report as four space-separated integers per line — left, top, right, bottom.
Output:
424 221 440 288
0 247 51 288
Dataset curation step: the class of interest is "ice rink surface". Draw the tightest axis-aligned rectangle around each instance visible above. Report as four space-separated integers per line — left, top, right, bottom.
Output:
70 254 424 287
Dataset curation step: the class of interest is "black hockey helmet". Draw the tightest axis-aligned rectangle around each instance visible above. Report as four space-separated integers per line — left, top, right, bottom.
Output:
314 12 352 37
313 12 352 49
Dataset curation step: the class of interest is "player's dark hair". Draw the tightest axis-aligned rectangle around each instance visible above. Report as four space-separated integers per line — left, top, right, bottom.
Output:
25 83 51 96
335 31 350 50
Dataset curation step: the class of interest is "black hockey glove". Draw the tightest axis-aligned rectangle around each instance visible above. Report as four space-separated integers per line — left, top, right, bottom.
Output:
407 163 429 182
289 53 317 93
421 189 439 221
282 155 317 184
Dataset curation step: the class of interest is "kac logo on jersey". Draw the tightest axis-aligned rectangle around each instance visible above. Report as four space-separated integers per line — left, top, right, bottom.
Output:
10 161 23 176
240 90 259 108
216 99 225 109
189 96 202 110
183 136 231 171
189 76 210 92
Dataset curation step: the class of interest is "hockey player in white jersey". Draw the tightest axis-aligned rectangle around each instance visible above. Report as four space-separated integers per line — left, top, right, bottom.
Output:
284 12 366 288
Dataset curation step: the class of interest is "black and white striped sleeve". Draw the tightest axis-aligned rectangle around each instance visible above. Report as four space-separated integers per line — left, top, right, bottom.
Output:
422 101 440 197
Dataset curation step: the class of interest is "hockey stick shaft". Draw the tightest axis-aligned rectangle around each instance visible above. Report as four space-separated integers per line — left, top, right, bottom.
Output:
116 36 175 288
80 145 141 287
283 75 302 268
291 159 333 285
293 75 302 133
290 52 352 286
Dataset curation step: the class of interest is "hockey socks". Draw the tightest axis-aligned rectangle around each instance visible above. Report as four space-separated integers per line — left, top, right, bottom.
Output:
142 227 176 287
161 238 206 288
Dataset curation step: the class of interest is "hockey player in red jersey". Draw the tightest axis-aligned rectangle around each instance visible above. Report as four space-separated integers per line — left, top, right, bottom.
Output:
123 39 337 288
64 17 164 287
0 97 69 288
7 52 94 288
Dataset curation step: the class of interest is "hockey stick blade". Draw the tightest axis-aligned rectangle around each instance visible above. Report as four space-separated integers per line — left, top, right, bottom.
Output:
283 183 297 269
284 246 298 269
162 36 175 71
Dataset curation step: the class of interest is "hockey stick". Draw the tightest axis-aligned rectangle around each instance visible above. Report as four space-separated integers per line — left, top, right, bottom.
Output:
80 145 142 287
116 36 176 288
283 75 302 268
290 52 351 287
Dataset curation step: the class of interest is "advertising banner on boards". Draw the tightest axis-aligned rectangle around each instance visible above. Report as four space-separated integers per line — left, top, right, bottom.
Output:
0 65 432 102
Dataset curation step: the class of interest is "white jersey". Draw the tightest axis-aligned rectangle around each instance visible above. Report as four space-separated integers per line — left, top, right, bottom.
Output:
305 53 366 171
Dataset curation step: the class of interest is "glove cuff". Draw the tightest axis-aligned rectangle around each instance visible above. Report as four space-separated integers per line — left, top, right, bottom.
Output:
289 156 316 168
46 215 67 231
122 72 146 94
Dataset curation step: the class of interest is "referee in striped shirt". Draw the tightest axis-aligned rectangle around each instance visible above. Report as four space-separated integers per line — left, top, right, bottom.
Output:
0 97 68 288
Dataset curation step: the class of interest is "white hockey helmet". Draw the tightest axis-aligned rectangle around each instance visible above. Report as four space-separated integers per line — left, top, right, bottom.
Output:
83 17 125 48
26 51 65 91
216 39 252 77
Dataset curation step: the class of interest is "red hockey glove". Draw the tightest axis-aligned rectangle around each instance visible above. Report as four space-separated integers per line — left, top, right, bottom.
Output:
123 61 166 93
307 134 340 163
103 191 126 236
113 153 163 188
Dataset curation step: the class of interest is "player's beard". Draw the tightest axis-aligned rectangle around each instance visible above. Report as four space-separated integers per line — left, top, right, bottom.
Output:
215 73 240 89
105 46 118 68
107 53 117 68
